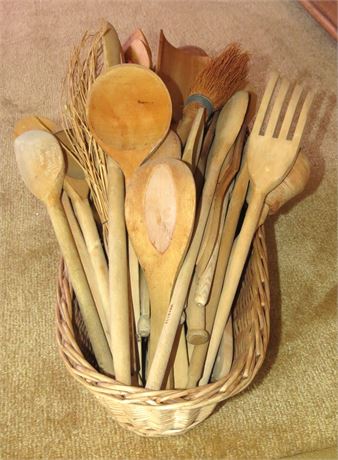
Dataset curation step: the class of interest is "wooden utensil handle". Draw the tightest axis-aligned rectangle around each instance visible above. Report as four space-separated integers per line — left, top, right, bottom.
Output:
47 199 114 375
173 325 189 389
186 273 209 345
62 192 110 342
187 342 208 388
211 315 233 381
65 183 110 326
187 164 249 386
200 189 264 385
108 158 131 385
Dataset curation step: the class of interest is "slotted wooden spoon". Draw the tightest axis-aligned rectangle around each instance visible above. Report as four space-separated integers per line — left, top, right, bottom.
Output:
201 73 314 385
125 158 195 388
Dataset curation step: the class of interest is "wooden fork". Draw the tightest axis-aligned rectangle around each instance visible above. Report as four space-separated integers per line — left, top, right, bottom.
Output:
200 72 314 385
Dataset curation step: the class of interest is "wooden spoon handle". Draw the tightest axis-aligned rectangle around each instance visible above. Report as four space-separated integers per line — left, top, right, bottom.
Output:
173 324 189 389
61 192 110 342
187 342 208 388
186 273 209 345
64 181 110 326
200 188 265 385
211 315 233 382
47 199 114 375
107 158 131 384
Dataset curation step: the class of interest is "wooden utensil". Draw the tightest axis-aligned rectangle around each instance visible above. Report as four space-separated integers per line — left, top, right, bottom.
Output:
253 150 311 225
125 158 196 388
122 28 152 68
87 63 172 384
146 91 249 390
210 151 310 383
182 107 205 172
13 116 111 339
156 30 211 123
211 315 233 381
176 44 249 145
151 130 181 161
14 130 114 374
201 73 314 385
196 124 246 275
102 21 124 71
61 191 109 340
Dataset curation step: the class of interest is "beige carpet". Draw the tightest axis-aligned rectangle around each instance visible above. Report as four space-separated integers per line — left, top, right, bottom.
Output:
1 0 336 459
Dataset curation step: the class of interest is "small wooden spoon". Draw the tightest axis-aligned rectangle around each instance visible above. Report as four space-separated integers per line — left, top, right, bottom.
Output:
125 158 196 388
14 130 114 375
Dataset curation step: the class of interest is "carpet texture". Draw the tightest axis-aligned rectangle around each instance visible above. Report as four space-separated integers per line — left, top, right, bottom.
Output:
0 1 336 459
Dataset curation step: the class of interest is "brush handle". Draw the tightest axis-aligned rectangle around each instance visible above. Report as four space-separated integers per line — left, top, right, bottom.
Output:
64 181 110 328
176 103 200 146
200 188 265 385
47 198 114 375
61 192 110 342
107 158 131 385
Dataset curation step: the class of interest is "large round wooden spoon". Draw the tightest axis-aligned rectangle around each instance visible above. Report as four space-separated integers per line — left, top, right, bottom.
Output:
87 64 172 384
14 130 114 375
87 63 172 181
125 158 196 388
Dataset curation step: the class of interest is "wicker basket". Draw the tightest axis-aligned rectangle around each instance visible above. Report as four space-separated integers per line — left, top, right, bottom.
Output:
56 226 270 437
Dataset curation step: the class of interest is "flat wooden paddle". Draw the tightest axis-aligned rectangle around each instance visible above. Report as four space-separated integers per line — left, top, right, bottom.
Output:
125 158 195 389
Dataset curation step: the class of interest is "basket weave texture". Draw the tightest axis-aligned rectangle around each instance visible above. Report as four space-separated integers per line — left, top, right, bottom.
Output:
56 226 270 437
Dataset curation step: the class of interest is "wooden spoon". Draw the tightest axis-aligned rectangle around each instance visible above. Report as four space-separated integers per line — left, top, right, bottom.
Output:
146 91 249 390
13 116 111 339
87 64 172 384
151 130 181 161
14 130 114 374
125 158 195 388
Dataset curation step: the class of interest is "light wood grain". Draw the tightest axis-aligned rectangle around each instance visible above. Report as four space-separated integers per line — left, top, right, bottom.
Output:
125 158 195 389
201 75 314 384
14 130 114 374
146 92 249 390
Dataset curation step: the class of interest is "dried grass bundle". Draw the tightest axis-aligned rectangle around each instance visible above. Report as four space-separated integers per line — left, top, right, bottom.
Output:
61 25 108 235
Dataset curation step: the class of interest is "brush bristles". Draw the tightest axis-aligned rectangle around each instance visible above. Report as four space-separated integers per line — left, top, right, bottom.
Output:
190 43 250 109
